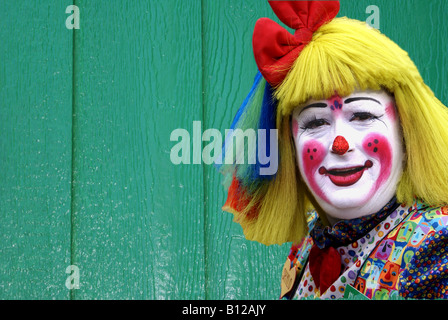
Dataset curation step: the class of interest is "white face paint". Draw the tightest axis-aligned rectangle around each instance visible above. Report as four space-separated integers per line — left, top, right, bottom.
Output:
291 90 405 223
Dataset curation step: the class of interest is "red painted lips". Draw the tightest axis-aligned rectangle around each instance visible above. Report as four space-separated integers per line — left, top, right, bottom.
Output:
318 160 373 187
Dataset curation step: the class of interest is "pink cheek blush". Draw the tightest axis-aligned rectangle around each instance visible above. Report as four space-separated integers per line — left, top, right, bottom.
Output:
385 102 397 122
301 140 329 202
292 119 299 138
362 133 392 192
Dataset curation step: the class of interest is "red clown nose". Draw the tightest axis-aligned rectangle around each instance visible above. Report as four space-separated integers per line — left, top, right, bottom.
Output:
332 136 349 155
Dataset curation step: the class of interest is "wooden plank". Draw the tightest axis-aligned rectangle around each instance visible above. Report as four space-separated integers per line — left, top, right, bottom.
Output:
71 0 205 299
0 1 73 299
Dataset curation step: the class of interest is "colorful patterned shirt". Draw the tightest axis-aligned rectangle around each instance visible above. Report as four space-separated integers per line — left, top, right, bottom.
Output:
282 199 448 300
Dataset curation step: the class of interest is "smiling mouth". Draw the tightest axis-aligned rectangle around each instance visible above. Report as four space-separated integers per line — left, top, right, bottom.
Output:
318 160 373 187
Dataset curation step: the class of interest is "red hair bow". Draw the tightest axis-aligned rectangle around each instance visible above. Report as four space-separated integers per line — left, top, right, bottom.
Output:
253 1 340 87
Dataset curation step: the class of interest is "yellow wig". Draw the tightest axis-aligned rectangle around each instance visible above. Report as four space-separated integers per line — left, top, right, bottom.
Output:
223 17 448 246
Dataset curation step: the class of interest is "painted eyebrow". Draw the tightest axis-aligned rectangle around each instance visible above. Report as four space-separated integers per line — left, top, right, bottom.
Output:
299 102 327 114
344 97 382 105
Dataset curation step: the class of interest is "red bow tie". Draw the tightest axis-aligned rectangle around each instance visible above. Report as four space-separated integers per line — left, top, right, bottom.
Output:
309 244 342 294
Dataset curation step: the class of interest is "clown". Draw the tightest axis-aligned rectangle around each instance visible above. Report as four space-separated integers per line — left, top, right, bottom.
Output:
218 1 448 299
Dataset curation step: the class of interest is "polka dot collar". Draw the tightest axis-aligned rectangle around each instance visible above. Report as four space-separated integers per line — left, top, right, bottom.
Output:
310 197 399 249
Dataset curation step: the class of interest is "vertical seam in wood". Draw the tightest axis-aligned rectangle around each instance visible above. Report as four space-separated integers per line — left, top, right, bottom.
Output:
200 0 209 300
69 0 77 301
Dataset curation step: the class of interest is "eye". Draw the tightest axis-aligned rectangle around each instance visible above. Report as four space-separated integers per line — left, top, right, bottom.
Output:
301 118 329 130
350 112 378 122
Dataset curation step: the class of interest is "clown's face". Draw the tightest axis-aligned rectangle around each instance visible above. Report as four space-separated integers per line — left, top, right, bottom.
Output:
291 90 405 222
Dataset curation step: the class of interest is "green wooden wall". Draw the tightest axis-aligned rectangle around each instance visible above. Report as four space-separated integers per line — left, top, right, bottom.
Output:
1 0 447 300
